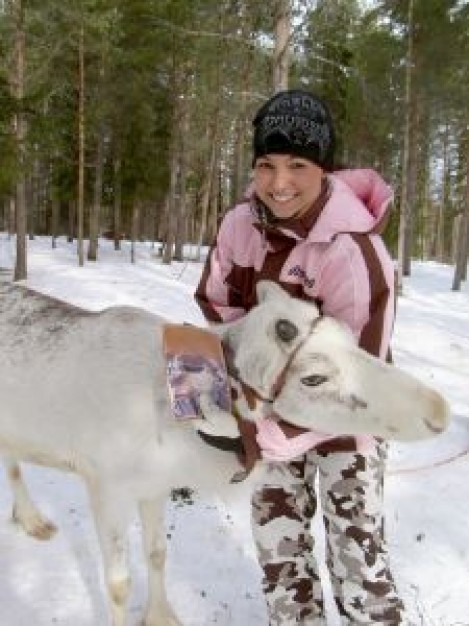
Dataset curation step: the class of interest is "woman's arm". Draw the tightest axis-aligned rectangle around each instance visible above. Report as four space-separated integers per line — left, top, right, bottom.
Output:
195 211 248 323
316 232 395 360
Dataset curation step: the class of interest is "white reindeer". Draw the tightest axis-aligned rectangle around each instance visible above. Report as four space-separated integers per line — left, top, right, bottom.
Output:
0 280 449 626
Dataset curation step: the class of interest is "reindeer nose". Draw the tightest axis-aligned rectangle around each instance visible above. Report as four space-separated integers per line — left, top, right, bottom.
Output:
276 319 298 343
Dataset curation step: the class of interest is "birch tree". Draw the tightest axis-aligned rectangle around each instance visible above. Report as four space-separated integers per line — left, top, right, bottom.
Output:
273 0 291 92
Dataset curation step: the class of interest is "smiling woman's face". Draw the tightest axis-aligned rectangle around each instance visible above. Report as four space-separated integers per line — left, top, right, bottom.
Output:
253 154 324 220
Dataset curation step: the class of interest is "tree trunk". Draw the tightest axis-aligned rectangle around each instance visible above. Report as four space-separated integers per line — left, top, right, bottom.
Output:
420 149 431 259
157 197 169 256
29 162 38 240
451 213 468 291
87 126 105 261
163 52 187 265
273 0 291 92
67 199 76 242
436 124 449 263
162 142 178 265
113 149 122 250
232 90 248 205
231 9 255 205
13 0 27 281
77 22 85 266
464 231 469 282
196 121 218 257
452 146 469 290
51 196 59 249
8 197 15 236
0 201 5 231
130 200 140 264
396 0 414 293
174 87 190 261
451 215 461 264
208 161 221 242
403 91 421 273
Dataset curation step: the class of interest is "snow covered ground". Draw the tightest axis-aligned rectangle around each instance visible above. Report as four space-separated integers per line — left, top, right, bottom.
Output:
0 233 468 626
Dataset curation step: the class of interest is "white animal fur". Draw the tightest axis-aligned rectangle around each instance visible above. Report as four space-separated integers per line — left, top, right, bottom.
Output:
223 282 450 441
0 280 449 626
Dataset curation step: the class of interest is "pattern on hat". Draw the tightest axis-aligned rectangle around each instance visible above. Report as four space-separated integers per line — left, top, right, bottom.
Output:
253 90 335 168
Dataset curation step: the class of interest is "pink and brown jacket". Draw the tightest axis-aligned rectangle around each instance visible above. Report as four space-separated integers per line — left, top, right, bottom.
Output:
196 168 395 361
195 168 396 457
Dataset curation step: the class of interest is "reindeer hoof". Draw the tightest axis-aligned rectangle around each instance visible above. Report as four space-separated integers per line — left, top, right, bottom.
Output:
141 615 181 626
141 617 182 626
12 507 58 540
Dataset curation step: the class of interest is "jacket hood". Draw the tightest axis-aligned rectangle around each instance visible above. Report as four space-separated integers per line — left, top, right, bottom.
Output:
309 168 394 242
334 169 393 226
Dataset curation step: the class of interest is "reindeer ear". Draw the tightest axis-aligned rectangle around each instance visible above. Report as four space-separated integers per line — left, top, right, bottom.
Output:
256 281 288 303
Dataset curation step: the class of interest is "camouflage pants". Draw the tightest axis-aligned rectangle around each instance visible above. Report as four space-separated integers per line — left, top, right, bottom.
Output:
252 440 405 625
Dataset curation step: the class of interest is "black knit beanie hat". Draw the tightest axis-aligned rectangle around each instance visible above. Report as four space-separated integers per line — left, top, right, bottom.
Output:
252 89 336 170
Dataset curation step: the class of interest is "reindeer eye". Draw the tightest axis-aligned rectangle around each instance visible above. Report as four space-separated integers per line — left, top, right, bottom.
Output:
275 319 298 342
301 374 328 387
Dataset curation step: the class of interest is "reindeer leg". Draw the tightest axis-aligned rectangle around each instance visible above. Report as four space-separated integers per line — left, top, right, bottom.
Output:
88 481 133 626
138 497 180 626
4 457 57 540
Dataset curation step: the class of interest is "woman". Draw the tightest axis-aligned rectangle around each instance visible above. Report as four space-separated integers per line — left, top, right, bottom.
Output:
195 89 405 625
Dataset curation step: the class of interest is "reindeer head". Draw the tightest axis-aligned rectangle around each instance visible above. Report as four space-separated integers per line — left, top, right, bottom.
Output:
216 281 450 443
215 281 319 401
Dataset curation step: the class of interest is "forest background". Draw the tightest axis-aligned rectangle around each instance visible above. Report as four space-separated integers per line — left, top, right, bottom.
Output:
1 0 469 292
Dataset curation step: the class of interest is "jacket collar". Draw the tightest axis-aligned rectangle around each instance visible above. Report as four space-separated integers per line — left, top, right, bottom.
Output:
252 177 330 241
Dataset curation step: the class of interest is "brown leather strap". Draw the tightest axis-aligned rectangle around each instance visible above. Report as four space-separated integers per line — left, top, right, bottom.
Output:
236 419 262 472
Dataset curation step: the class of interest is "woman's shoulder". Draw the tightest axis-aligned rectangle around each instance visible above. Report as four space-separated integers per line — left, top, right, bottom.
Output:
215 200 260 249
220 198 256 227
